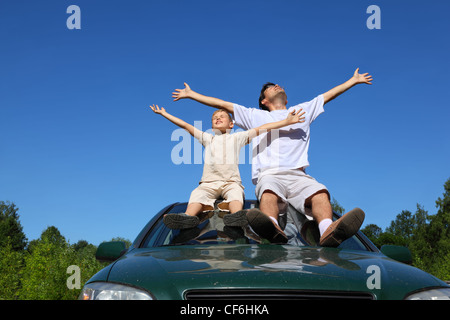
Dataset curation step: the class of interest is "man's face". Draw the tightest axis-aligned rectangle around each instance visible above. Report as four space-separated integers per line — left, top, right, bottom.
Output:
263 84 287 106
212 111 233 132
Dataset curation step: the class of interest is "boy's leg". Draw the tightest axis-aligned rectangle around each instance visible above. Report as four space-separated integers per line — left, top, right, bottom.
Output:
219 182 245 213
163 211 200 229
164 184 216 230
185 203 204 216
223 200 247 227
228 200 243 213
221 182 248 227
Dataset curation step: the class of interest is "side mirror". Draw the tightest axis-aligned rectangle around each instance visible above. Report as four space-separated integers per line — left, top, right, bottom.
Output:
381 245 412 265
96 241 127 262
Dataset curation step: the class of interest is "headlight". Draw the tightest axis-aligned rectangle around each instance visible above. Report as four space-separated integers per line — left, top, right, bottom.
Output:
405 288 450 300
79 282 153 300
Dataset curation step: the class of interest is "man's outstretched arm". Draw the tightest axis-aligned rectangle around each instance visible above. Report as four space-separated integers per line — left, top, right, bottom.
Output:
323 68 373 105
172 83 234 115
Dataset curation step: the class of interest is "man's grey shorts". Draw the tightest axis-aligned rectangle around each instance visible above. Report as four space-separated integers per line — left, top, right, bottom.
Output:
255 169 330 217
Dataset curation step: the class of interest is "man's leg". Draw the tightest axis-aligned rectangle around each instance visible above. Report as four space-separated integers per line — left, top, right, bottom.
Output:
305 190 333 235
303 190 365 248
247 190 287 243
302 189 365 247
259 190 280 222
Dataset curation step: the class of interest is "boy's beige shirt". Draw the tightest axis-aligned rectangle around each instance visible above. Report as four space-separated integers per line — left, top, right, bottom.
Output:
193 128 251 184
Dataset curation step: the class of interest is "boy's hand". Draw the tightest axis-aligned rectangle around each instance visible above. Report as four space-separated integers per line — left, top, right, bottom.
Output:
286 108 306 125
172 82 192 101
352 68 373 85
150 104 166 115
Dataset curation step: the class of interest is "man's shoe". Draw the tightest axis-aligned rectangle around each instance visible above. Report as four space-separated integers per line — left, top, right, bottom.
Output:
223 210 249 227
319 208 365 247
163 213 200 229
246 208 288 244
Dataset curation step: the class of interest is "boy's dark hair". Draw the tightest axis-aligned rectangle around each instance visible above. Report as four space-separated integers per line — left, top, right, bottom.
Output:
258 82 275 111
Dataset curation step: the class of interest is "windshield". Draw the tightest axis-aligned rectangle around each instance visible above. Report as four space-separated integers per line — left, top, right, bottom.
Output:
141 202 370 251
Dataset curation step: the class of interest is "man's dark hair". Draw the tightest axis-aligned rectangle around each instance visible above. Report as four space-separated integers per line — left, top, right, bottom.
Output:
258 82 275 111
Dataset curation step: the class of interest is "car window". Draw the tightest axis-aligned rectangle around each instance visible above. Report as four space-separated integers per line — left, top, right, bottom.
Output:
142 203 267 247
141 202 371 252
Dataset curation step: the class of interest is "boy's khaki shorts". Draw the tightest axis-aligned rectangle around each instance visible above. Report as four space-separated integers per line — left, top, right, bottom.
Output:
188 181 245 211
255 169 329 217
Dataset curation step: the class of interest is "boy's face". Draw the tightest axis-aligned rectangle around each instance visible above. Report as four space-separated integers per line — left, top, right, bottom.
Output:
212 110 234 132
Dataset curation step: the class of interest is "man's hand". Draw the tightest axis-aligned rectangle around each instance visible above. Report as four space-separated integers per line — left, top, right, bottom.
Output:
171 82 235 114
286 108 306 125
172 82 192 101
323 68 373 104
351 68 373 85
150 104 166 115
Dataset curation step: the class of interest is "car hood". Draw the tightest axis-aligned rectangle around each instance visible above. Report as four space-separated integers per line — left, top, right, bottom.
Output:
103 244 446 300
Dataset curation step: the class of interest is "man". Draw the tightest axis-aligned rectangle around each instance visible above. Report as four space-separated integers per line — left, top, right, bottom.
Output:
172 68 373 246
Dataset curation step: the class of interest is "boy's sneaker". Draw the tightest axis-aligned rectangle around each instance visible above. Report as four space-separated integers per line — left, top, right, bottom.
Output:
319 208 365 247
223 210 249 227
246 208 288 244
163 213 200 230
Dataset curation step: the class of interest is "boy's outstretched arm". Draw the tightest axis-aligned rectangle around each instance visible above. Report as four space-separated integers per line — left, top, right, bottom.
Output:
150 104 196 137
172 83 234 115
323 68 373 105
249 108 306 141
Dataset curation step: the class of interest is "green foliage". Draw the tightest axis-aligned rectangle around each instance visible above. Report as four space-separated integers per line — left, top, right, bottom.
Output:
20 235 70 299
363 178 450 281
0 201 27 251
330 197 345 215
0 238 24 299
0 222 125 300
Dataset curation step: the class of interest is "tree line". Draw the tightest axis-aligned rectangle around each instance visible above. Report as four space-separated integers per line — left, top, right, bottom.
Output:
1 177 449 299
0 201 131 300
360 178 450 281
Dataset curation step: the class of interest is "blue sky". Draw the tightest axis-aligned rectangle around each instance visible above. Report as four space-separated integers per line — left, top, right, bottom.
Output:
1 0 449 246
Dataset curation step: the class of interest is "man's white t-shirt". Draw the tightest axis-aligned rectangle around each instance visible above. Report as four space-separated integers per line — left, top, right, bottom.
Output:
233 94 324 184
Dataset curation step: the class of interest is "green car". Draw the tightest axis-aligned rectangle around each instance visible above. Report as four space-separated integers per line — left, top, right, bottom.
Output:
80 200 450 300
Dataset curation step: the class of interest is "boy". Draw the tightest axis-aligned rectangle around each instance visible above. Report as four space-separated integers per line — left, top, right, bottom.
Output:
150 104 305 231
